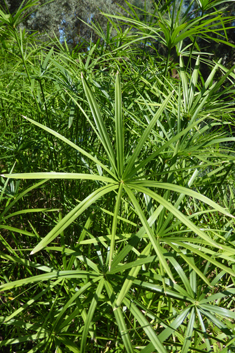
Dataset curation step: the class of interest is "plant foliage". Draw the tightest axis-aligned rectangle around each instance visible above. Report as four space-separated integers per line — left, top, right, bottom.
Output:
1 1 235 352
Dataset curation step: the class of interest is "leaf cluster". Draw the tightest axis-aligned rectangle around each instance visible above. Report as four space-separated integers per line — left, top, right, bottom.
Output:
1 1 235 352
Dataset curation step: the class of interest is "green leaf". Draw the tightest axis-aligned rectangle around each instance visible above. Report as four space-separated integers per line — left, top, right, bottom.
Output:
81 74 117 174
129 180 233 218
2 172 116 184
57 337 80 353
123 296 167 353
54 278 102 331
0 270 99 292
181 308 195 353
125 186 175 282
80 278 105 352
115 72 124 177
109 183 123 270
115 244 151 307
21 116 117 179
31 184 118 254
188 55 200 109
104 280 134 353
129 184 223 250
123 90 173 179
159 307 191 343
180 56 189 108
200 304 235 320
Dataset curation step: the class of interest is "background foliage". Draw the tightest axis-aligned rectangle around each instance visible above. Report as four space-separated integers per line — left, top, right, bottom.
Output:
0 0 155 44
1 0 235 352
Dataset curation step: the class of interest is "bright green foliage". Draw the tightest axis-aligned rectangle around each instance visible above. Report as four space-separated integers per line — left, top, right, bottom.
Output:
1 1 235 352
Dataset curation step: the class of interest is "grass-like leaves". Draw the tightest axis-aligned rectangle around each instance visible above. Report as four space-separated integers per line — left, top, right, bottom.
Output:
1 1 235 351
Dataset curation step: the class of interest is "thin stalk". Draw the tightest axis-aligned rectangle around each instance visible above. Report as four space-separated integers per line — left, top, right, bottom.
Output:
13 30 41 115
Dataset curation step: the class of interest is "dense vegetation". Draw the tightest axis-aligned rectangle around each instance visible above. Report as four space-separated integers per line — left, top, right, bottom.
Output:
0 0 156 44
1 0 235 352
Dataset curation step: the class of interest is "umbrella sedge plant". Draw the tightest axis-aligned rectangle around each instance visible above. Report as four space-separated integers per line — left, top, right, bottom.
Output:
1 63 235 352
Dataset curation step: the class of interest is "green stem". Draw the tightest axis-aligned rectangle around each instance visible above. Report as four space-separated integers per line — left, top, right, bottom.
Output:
14 30 41 115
